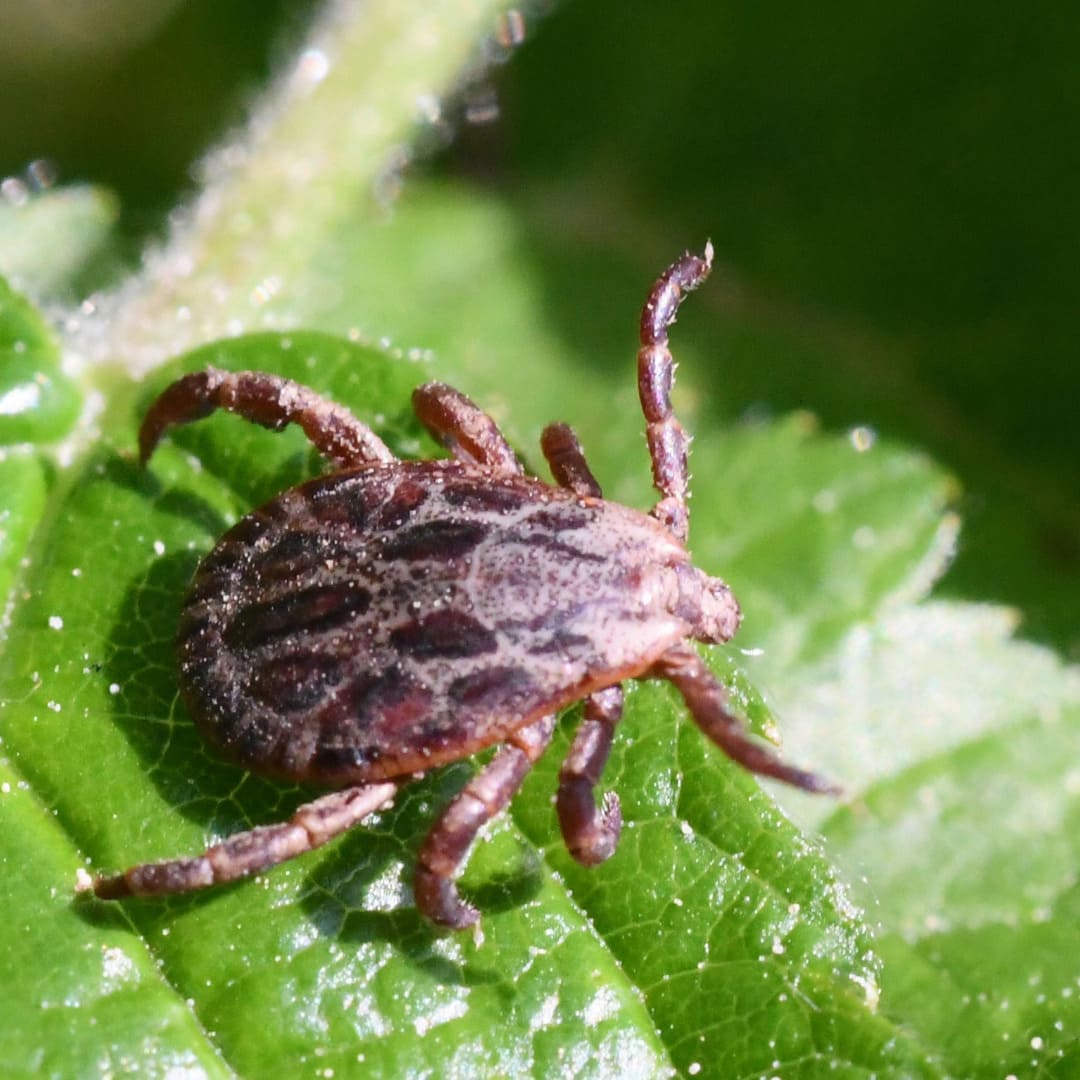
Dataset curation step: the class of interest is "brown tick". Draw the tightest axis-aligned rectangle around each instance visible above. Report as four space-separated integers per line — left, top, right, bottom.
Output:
90 245 835 928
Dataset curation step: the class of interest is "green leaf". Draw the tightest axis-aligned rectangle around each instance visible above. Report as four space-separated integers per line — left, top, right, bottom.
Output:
769 603 1077 827
2 319 954 1075
0 450 47 608
0 326 944 1076
0 758 231 1079
1 335 672 1076
0 273 78 605
2 0 1077 1075
0 186 119 300
822 685 1080 1076
0 274 80 445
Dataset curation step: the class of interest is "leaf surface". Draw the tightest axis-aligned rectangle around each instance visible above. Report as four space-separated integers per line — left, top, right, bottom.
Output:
1 329 948 1077
1 0 1076 1075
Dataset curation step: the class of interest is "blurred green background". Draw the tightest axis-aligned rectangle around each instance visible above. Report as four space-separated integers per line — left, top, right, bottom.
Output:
1 0 1076 656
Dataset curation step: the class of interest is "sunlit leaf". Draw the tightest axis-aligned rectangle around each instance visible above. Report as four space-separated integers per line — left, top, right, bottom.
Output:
0 186 119 299
1 0 1075 1075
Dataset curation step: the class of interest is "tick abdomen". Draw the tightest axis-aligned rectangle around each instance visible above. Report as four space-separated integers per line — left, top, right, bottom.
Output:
178 460 689 785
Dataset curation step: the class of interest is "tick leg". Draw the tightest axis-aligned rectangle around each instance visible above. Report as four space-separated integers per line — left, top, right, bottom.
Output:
557 685 624 865
415 713 555 928
138 368 396 471
540 422 603 498
87 782 398 899
638 244 714 543
653 644 840 794
412 382 524 477
513 425 622 866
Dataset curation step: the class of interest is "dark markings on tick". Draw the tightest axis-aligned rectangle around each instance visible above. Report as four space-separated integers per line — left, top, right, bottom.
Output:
87 243 839 929
442 481 532 515
249 652 347 711
390 610 498 660
380 519 487 561
505 530 607 563
530 629 595 656
526 503 592 531
225 584 373 650
447 664 536 711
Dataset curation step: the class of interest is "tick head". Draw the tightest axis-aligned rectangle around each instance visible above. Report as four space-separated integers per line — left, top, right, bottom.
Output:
674 565 742 644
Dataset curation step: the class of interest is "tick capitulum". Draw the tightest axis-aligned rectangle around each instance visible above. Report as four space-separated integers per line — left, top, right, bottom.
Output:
88 244 837 929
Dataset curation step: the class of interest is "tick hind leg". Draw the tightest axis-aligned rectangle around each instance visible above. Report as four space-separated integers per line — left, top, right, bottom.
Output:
412 382 523 477
139 368 396 471
638 244 714 543
87 782 399 900
415 713 555 928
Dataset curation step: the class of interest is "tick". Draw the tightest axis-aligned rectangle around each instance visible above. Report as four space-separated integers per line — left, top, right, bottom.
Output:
89 245 835 928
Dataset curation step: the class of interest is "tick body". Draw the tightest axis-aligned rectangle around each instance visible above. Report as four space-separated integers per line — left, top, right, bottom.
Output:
91 245 835 928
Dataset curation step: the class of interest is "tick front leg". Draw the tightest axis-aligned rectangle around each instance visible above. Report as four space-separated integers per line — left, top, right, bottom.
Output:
412 382 524 477
87 783 398 899
414 713 555 928
653 645 840 794
557 685 624 865
139 368 396 471
638 244 714 543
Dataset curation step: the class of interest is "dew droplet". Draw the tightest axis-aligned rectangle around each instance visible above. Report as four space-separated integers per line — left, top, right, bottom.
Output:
1 177 29 206
849 425 876 452
294 48 330 88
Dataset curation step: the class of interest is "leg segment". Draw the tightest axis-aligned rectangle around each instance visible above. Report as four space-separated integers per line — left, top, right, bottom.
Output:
557 685 624 865
638 244 714 543
541 418 625 865
88 782 398 899
414 713 555 928
540 422 603 498
653 645 840 794
412 382 523 477
139 368 395 471
540 432 622 865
